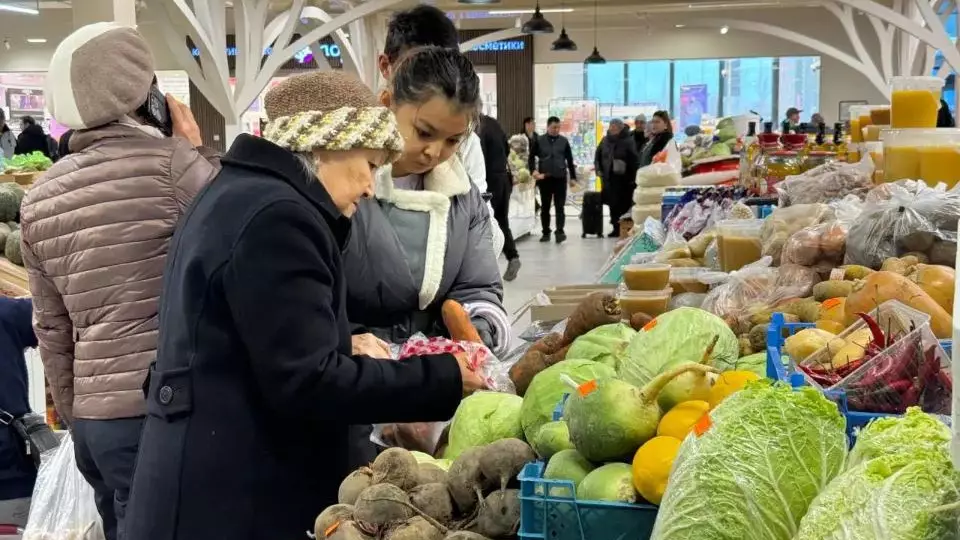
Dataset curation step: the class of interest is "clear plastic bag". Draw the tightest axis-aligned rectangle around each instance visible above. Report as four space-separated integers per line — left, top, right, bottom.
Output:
23 433 104 540
776 154 875 206
373 334 513 455
700 258 778 331
759 203 836 264
796 301 952 415
781 196 865 273
845 181 960 268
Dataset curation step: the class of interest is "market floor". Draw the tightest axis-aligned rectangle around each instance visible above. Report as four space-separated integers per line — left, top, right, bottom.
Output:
499 208 618 324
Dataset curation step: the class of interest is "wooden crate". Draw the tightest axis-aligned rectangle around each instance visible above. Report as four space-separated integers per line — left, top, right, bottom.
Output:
0 257 29 297
0 172 38 186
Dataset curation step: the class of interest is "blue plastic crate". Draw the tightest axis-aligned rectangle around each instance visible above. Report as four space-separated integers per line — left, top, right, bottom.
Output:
765 311 953 440
518 461 658 540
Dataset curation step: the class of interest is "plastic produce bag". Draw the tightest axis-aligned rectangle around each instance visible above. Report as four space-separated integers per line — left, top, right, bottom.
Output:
699 258 777 331
776 154 875 206
373 334 513 454
781 197 864 274
759 203 835 264
845 181 960 268
23 434 104 540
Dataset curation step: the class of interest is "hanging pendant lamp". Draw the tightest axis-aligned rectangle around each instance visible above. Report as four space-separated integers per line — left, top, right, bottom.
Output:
522 2 555 34
458 0 501 4
551 1 577 51
583 0 604 64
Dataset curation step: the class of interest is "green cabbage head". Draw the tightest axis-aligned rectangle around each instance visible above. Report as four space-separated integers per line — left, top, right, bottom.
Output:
520 359 616 442
443 391 523 460
618 307 739 388
796 450 960 540
651 383 848 540
564 323 636 369
847 407 952 469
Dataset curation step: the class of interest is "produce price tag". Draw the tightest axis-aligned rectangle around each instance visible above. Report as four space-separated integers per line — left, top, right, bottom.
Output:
693 413 713 437
643 319 658 332
577 379 598 397
822 297 843 309
324 520 341 537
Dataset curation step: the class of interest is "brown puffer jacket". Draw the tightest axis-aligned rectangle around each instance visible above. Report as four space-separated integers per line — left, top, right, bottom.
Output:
20 124 220 423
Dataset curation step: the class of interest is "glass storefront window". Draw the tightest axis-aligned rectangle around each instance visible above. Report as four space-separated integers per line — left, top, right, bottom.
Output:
778 57 822 123
627 60 670 110
722 57 775 121
586 62 626 105
672 59 720 127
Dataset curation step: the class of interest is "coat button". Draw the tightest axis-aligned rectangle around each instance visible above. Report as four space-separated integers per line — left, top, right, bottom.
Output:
158 385 174 405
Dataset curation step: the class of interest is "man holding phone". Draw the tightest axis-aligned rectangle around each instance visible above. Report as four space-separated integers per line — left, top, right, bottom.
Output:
19 22 220 540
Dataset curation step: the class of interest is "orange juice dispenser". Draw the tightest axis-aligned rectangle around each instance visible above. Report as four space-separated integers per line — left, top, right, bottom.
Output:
890 76 944 129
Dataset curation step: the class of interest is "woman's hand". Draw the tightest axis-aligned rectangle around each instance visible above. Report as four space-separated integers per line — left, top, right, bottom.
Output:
166 94 203 147
454 351 488 397
352 333 393 359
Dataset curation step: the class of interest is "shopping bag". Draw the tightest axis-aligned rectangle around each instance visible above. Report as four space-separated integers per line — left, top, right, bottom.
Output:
22 433 104 540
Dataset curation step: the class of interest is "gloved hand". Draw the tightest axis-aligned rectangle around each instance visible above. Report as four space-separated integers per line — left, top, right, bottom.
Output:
472 317 496 353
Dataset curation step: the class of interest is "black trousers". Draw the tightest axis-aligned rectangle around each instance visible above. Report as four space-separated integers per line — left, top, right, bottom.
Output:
73 417 144 540
489 173 518 260
609 198 634 230
537 176 567 235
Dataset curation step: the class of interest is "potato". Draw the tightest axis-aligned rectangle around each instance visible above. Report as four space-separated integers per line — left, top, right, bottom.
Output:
897 230 935 252
929 240 957 266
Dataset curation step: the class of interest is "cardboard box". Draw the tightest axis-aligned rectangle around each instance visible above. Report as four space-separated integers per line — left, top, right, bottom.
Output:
530 283 617 321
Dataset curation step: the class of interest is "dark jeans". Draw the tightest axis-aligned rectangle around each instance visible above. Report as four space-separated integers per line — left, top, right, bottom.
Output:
537 176 567 235
489 173 518 260
609 199 634 230
73 417 144 540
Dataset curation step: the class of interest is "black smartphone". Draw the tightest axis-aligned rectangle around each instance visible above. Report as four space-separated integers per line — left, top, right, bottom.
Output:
137 83 173 137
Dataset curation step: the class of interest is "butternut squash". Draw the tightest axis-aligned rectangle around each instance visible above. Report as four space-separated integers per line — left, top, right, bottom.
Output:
906 264 955 313
843 271 953 339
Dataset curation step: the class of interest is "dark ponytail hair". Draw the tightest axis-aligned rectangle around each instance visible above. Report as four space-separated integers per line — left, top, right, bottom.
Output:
390 46 481 121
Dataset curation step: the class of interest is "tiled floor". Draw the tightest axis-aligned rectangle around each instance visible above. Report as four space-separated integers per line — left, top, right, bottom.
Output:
499 207 618 331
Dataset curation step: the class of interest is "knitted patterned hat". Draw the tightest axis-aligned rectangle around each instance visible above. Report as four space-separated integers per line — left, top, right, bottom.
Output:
263 72 404 161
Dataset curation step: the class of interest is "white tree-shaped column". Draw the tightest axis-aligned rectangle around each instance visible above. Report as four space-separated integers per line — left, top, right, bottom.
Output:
148 0 402 143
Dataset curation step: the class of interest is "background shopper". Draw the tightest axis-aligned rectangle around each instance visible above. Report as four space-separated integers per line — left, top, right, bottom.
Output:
0 297 37 528
13 117 52 159
633 113 648 151
478 113 521 281
0 111 15 159
595 118 639 237
639 110 675 167
126 71 483 540
19 23 219 540
529 115 578 243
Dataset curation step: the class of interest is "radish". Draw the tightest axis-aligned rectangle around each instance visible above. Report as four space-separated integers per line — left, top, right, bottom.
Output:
371 448 419 490
476 439 535 492
338 469 373 505
655 335 720 411
408 483 455 526
314 504 354 538
354 484 414 528
469 489 521 538
382 516 444 540
565 362 720 462
446 447 495 515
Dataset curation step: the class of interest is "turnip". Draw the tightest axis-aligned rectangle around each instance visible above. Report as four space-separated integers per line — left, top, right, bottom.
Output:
338 469 373 505
444 532 491 540
446 447 495 515
656 335 721 411
371 448 420 490
417 463 447 486
354 483 414 528
408 483 455 526
314 504 354 538
323 520 373 540
476 438 535 492
469 489 521 538
565 362 719 462
382 516 444 540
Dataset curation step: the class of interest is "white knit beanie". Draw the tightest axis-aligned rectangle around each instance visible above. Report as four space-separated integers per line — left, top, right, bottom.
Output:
45 22 155 130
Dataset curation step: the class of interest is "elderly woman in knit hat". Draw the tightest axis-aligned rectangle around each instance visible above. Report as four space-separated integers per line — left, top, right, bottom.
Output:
125 71 485 540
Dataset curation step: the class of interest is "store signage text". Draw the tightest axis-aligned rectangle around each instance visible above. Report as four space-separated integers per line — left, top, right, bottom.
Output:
190 43 341 63
469 40 525 52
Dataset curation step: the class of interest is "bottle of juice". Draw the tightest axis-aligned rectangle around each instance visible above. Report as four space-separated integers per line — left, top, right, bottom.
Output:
832 123 848 161
739 121 759 187
814 122 827 149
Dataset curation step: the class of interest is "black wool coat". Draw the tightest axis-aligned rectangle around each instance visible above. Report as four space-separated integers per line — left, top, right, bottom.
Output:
125 135 463 540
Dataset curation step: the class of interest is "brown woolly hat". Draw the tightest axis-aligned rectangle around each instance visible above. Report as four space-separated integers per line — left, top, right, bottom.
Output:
263 71 404 160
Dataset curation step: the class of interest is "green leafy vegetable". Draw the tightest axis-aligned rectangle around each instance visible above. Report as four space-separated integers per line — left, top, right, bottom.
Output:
796 451 960 540
2 151 52 174
651 383 847 540
847 407 952 469
619 307 739 388
564 323 635 369
519 359 616 442
732 352 767 377
443 391 523 460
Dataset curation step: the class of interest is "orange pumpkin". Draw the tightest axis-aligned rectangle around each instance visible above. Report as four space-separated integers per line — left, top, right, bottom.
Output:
843 271 953 339
906 264 955 314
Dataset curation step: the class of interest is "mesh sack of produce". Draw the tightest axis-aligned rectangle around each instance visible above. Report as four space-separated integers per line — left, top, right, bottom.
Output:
845 181 960 268
796 410 960 540
759 203 836 265
22 434 105 540
650 383 848 540
780 196 864 273
776 154 874 206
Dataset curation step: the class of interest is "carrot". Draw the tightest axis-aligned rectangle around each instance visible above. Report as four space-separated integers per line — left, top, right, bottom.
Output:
562 292 622 343
442 299 483 344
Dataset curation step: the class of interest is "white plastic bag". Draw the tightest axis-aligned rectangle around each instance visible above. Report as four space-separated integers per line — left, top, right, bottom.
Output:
23 433 104 540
